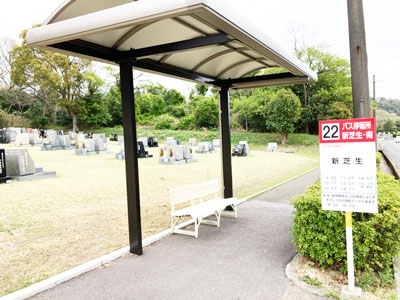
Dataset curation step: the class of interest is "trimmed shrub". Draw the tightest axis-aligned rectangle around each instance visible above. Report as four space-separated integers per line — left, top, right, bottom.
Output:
153 114 179 130
292 172 400 273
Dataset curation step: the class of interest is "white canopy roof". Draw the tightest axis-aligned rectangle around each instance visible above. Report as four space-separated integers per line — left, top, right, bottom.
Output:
27 0 317 89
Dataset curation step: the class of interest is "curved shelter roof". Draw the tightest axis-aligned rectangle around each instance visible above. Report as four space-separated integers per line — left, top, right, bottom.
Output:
27 0 317 89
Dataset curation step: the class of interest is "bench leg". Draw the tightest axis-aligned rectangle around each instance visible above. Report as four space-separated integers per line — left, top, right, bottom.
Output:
194 218 202 238
171 216 180 233
221 205 238 218
215 210 221 227
232 204 238 218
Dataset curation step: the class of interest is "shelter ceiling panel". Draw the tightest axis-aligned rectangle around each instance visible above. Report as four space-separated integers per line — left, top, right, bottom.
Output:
222 61 267 79
176 15 219 35
82 27 134 48
196 51 250 77
162 45 228 70
48 0 131 24
117 19 202 51
227 41 245 49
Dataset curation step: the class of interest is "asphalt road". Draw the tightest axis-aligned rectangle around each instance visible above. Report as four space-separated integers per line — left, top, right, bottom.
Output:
381 138 400 175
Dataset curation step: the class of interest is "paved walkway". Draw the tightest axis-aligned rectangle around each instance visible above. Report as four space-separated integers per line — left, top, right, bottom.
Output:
30 169 322 300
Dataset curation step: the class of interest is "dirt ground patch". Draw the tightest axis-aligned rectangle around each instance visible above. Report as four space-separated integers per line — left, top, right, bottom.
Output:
293 255 396 299
0 142 318 296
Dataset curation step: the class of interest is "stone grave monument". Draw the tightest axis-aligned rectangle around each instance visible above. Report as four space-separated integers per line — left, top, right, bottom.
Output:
159 143 196 164
42 133 62 150
29 133 42 146
188 138 196 147
148 136 158 147
93 133 106 143
267 142 278 152
137 141 152 158
232 141 250 156
75 139 96 155
196 142 215 153
0 149 11 184
0 130 7 143
6 129 17 143
138 137 148 148
212 139 220 147
116 139 125 160
14 133 30 146
4 149 56 180
110 134 118 141
94 137 110 154
61 135 75 149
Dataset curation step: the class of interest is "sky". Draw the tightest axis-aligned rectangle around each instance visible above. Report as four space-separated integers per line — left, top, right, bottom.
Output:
0 0 399 99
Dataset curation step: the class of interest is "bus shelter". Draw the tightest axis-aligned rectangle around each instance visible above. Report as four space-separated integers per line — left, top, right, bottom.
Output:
27 0 317 255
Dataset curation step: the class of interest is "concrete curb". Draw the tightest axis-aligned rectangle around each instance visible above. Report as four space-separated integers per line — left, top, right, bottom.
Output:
285 254 326 297
394 258 400 298
1 166 319 300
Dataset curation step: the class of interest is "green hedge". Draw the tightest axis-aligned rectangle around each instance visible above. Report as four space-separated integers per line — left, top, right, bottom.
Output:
292 172 400 273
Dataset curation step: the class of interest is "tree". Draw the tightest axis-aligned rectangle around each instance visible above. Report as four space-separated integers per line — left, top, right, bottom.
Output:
265 89 302 144
193 95 219 128
383 120 395 133
10 30 91 131
232 88 275 132
81 72 111 128
290 47 352 133
0 37 16 88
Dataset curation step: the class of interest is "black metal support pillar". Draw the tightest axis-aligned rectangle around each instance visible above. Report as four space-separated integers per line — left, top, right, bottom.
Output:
119 61 142 255
219 85 233 200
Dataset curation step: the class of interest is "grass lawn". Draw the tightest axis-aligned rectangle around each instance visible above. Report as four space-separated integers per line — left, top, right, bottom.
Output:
0 139 319 296
95 126 320 148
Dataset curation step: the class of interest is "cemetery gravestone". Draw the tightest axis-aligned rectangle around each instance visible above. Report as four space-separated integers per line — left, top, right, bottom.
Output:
138 137 148 147
267 142 278 152
0 149 9 183
188 138 196 147
137 141 152 158
85 139 95 153
116 142 125 160
15 133 30 146
232 144 245 156
5 149 36 176
94 138 106 152
148 136 158 147
29 133 42 146
196 142 215 153
93 133 106 143
6 130 17 143
0 130 7 143
239 141 250 155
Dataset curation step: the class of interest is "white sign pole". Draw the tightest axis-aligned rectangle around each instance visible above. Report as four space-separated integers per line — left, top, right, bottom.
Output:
345 212 355 291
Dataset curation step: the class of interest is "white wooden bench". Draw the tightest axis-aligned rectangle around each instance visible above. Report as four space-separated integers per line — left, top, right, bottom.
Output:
169 179 239 238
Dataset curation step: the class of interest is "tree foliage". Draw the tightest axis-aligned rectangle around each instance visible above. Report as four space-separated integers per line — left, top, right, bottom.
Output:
265 89 302 144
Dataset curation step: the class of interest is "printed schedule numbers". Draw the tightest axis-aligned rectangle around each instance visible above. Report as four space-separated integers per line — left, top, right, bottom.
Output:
319 118 378 214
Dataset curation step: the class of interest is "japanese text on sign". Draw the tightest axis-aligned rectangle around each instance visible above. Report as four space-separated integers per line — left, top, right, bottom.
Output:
319 118 378 213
